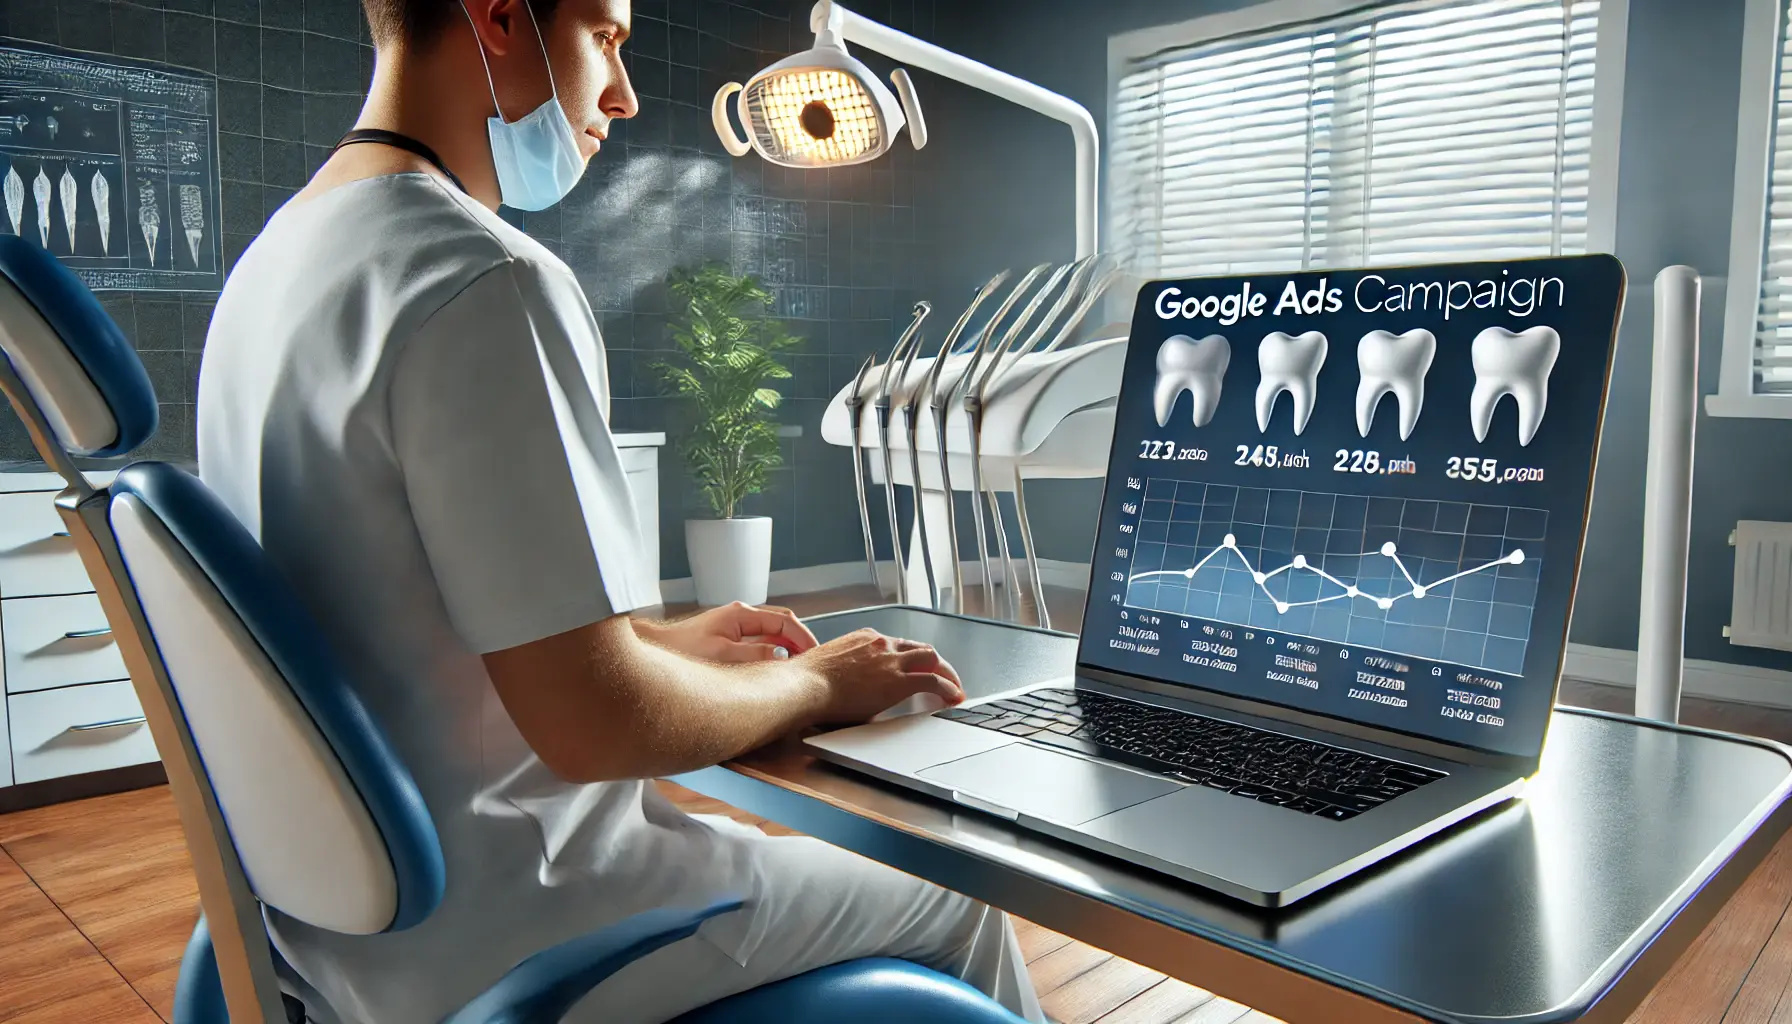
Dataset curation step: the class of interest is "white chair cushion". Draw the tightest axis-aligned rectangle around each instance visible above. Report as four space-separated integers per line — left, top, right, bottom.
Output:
0 283 119 455
112 494 398 934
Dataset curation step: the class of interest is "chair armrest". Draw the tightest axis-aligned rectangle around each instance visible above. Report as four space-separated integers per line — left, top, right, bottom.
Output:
441 897 744 1024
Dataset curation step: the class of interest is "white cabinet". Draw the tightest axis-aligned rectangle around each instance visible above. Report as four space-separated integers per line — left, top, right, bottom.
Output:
10 681 153 786
3 593 127 694
0 470 152 797
616 433 667 588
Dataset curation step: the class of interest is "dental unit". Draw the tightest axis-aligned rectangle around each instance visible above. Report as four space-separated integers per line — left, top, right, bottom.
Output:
761 1 1125 622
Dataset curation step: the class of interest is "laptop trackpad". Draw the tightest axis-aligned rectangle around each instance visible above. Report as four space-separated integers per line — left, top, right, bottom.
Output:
917 743 1179 825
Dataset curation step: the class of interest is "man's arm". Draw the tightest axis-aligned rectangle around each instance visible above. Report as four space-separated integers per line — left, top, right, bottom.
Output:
483 619 962 783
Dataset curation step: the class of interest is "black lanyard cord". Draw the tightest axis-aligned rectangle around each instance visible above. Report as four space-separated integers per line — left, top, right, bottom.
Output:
331 129 468 195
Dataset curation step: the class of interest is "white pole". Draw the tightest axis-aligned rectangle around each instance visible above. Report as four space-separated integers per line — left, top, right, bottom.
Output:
816 2 1100 258
1635 265 1700 723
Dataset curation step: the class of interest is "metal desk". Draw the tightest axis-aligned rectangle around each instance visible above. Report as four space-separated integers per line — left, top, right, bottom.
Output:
674 607 1792 1024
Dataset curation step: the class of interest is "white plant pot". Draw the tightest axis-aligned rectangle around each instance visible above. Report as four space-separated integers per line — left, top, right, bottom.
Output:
685 516 773 606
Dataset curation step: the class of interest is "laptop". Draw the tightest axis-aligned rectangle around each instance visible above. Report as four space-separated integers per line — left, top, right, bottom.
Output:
807 255 1626 907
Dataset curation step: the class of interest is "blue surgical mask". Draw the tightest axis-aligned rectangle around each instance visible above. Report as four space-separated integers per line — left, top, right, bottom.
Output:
461 1 586 211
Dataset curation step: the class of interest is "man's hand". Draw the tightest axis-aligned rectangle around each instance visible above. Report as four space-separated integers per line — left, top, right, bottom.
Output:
635 601 820 663
798 628 965 726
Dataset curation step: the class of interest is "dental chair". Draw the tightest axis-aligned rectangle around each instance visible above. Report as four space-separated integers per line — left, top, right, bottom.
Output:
0 235 1025 1024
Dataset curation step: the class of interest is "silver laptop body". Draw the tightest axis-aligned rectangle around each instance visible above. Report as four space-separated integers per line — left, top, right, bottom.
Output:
808 257 1626 907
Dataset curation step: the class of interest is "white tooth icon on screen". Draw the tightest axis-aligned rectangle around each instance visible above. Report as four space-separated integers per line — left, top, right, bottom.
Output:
1469 325 1561 446
1255 331 1328 434
1356 329 1436 440
1153 334 1230 427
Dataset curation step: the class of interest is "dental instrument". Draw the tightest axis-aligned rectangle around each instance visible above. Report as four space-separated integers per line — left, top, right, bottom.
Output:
1038 263 1125 355
953 265 1051 615
959 255 1098 624
893 333 939 608
845 353 881 595
919 271 1012 613
966 263 1086 622
873 303 930 605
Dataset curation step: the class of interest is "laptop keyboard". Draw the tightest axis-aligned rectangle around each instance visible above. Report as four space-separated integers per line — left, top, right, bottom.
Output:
934 687 1446 821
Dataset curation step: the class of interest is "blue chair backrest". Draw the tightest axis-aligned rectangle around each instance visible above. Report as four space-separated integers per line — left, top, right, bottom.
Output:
0 236 445 936
0 236 156 460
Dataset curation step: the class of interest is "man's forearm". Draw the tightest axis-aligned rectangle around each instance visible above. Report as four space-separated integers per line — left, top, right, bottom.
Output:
602 632 827 777
484 615 827 783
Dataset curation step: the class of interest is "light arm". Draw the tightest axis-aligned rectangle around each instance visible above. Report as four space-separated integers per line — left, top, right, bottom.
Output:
814 1 1099 258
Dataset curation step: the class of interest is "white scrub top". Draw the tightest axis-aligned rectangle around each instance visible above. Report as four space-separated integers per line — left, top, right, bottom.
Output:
197 173 771 1021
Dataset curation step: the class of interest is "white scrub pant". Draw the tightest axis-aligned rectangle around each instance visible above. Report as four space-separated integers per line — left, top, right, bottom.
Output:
568 828 1046 1023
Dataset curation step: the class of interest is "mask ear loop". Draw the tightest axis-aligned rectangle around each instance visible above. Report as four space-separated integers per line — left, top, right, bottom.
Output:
517 0 562 102
458 1 509 121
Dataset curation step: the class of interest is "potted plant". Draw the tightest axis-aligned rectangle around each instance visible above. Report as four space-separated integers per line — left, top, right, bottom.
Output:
655 264 801 606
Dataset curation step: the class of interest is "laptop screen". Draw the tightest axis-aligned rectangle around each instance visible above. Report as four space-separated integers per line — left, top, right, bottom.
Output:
1076 256 1624 759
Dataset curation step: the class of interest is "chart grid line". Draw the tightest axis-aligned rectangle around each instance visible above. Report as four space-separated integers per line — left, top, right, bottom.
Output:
1122 480 1546 674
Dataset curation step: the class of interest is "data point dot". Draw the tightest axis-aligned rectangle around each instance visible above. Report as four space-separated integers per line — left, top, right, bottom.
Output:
1346 585 1360 597
1274 601 1290 614
1376 597 1393 610
1292 554 1308 569
1223 533 1237 547
1381 541 1397 556
1509 549 1525 564
1252 572 1267 584
1183 568 1196 578
1413 585 1427 599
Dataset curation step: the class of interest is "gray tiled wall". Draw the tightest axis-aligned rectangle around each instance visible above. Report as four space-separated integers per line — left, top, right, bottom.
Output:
0 0 934 581
0 0 375 461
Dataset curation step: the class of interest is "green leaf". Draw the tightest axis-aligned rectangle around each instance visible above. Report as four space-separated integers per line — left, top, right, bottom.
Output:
656 262 802 518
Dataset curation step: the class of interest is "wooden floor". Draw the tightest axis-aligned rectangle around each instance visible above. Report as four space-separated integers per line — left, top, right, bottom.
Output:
6 584 1792 1023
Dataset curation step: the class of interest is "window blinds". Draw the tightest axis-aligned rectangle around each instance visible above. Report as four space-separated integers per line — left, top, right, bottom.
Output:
1110 0 1599 280
1750 0 1792 393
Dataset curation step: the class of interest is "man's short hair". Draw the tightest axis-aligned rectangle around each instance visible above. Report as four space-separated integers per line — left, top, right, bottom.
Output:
362 0 560 47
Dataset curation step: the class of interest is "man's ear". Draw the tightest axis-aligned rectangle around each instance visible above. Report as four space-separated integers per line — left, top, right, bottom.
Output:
462 0 527 58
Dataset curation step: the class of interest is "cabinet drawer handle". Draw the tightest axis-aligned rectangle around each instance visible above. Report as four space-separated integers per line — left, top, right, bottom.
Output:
67 715 146 733
63 627 112 639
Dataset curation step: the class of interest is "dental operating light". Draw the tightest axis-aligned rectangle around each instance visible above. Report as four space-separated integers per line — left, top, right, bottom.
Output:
715 0 1100 257
712 4 926 168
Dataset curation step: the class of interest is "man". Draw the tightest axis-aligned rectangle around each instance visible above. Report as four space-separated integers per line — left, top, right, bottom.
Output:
195 0 1045 1021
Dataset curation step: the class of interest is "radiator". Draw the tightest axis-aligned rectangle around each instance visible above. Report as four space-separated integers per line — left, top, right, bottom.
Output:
1730 521 1792 652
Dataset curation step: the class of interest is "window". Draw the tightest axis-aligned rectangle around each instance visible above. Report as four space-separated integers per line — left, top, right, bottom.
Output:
1716 0 1792 417
1107 0 1623 280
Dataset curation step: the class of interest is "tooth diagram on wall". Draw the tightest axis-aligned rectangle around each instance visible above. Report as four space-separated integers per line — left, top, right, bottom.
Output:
1470 326 1560 446
1356 329 1436 441
137 179 159 266
1154 334 1230 427
3 165 20 236
178 184 203 266
91 171 109 254
1255 331 1328 435
57 166 77 251
31 166 50 246
0 40 222 290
